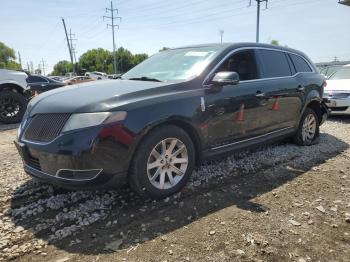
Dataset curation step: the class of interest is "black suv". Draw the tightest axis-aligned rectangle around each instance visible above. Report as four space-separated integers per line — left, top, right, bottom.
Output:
15 43 329 198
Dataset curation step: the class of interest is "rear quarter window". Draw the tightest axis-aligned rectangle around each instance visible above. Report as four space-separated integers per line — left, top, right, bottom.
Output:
26 76 47 83
258 49 292 78
290 54 312 73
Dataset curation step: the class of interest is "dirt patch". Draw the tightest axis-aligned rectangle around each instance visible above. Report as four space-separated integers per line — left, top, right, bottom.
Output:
0 117 350 261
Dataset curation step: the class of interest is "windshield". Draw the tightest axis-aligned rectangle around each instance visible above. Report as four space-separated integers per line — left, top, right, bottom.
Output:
329 67 350 80
122 47 222 82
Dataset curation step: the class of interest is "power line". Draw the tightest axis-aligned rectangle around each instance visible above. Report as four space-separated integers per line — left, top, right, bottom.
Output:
122 0 319 31
103 1 121 74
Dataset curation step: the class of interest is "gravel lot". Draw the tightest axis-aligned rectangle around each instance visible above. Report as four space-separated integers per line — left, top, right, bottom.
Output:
0 118 349 261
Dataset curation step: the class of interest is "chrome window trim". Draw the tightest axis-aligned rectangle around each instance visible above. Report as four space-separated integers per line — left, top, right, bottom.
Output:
203 46 315 86
210 126 294 151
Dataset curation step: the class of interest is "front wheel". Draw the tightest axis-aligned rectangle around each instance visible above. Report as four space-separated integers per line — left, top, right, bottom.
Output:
293 108 320 146
128 125 195 199
0 90 28 124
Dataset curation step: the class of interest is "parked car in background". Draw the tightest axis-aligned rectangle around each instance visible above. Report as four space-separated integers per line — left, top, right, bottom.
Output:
320 65 343 78
49 76 64 82
65 72 77 78
324 65 350 115
0 69 29 124
64 76 94 85
85 71 108 80
27 75 66 94
108 74 122 79
15 43 328 198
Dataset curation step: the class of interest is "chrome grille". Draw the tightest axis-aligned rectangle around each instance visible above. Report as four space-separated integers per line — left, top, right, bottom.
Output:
23 114 71 142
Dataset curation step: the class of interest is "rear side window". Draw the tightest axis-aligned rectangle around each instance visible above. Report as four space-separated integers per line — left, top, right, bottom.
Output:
258 50 292 78
290 54 312 73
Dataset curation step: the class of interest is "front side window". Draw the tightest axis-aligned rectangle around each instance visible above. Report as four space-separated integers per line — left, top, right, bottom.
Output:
290 54 312 73
258 50 292 78
329 67 350 80
217 50 259 81
122 46 222 82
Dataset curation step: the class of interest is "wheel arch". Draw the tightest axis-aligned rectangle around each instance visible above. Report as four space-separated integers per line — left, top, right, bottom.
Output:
128 118 203 170
0 83 25 95
305 99 323 124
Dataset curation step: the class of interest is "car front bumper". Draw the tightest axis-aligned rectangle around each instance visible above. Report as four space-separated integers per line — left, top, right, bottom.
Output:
324 97 350 115
15 124 134 189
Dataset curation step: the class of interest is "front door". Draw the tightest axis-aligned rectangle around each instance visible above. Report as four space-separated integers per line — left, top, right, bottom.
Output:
204 49 269 148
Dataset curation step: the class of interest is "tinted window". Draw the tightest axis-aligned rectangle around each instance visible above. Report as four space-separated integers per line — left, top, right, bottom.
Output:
290 54 312 73
217 50 259 81
26 76 47 83
258 50 292 78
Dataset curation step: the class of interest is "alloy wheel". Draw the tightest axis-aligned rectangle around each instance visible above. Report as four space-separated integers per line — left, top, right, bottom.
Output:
0 96 21 119
301 114 316 142
147 138 189 190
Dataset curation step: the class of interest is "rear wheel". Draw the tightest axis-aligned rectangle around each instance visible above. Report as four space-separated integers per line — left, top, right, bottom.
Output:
293 107 319 146
129 125 195 199
0 90 28 124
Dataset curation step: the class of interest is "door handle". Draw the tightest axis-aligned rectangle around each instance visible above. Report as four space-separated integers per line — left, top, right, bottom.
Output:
297 85 305 92
255 91 266 98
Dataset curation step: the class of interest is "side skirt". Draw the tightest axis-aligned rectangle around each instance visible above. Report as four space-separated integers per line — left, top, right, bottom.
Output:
202 127 296 161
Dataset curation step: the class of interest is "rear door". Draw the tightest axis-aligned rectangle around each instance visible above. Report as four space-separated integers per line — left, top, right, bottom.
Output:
255 49 303 129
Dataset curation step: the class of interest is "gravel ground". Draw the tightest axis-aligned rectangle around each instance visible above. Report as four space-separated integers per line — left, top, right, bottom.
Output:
0 118 349 261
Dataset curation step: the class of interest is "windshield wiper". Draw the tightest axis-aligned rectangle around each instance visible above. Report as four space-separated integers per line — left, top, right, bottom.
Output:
128 76 163 82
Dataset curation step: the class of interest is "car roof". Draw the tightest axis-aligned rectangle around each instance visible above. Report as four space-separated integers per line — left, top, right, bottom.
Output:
171 42 307 57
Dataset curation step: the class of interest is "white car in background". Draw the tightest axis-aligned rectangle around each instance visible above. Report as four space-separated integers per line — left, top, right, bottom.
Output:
0 69 29 123
324 65 350 115
85 71 108 80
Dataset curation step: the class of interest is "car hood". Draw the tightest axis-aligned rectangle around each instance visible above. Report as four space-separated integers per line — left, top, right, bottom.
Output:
28 79 170 116
325 79 350 92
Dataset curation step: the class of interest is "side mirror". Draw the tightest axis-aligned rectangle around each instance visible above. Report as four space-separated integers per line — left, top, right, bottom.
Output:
211 71 240 85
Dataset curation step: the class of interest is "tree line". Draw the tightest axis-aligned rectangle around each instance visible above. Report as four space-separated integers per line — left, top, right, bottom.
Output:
0 41 150 76
0 42 21 70
52 47 149 76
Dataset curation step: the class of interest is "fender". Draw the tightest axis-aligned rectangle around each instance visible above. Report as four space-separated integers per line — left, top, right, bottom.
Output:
300 89 329 125
0 80 28 92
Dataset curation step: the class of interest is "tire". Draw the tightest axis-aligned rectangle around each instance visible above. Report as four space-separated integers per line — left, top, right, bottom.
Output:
293 107 320 146
0 90 28 124
128 125 195 199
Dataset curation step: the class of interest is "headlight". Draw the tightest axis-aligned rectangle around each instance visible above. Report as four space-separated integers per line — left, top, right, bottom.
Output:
62 111 127 132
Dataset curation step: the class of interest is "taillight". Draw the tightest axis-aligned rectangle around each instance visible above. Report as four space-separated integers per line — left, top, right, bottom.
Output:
323 80 327 88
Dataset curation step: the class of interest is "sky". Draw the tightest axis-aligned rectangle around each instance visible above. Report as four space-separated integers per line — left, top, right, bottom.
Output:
1 0 349 74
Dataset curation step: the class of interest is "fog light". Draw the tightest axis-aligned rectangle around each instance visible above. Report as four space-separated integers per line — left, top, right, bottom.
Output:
56 169 102 180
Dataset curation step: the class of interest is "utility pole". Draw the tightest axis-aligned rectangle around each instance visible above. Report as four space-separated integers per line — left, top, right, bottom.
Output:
219 30 224 44
68 29 78 64
61 18 75 74
104 1 121 74
17 51 22 69
41 58 47 75
249 0 268 43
